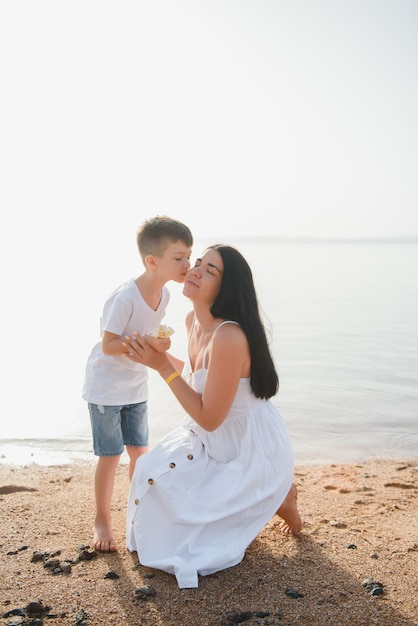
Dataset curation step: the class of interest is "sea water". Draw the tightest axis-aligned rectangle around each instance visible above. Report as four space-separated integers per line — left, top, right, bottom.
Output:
1 238 417 466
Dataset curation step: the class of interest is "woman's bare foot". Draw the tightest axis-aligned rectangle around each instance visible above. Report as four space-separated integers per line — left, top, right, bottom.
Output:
92 520 117 552
276 483 302 536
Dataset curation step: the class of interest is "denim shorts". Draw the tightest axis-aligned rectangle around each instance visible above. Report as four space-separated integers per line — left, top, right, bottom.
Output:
88 402 149 456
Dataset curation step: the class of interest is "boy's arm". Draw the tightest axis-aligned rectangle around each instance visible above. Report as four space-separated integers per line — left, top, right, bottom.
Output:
102 331 130 356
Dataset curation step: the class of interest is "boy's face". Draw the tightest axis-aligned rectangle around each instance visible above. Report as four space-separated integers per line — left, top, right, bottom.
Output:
156 240 192 283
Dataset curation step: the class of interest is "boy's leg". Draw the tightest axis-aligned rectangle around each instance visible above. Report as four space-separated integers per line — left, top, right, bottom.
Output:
126 445 148 481
123 402 149 480
93 454 120 552
88 403 125 552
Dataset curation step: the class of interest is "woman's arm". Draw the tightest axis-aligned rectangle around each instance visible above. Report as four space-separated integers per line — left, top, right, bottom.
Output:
198 325 249 429
124 324 249 431
166 352 185 372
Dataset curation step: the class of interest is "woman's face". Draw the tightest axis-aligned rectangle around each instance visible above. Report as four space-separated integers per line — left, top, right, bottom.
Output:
183 248 223 305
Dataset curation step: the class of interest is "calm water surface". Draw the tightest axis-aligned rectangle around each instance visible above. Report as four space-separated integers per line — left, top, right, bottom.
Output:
1 239 417 466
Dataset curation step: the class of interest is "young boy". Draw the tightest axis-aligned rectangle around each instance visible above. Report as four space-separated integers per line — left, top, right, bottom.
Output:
82 215 193 552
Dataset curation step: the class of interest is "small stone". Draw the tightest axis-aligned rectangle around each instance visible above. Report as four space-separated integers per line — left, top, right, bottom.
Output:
285 588 304 598
25 601 49 617
44 558 61 569
370 585 384 596
60 562 72 574
330 521 348 529
104 571 120 579
78 548 98 561
8 545 29 555
73 608 88 625
362 577 384 595
132 585 157 600
225 611 253 622
2 608 25 618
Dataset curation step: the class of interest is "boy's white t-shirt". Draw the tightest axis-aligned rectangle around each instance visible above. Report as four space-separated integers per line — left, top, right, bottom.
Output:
82 278 170 405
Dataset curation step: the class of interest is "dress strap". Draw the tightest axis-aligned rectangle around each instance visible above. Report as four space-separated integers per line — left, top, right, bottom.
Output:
202 321 239 370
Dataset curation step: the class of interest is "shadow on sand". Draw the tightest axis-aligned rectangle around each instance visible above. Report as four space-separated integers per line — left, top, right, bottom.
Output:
102 528 414 626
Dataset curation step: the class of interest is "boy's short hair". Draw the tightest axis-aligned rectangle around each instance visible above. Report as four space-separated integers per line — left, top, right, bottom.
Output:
136 215 193 262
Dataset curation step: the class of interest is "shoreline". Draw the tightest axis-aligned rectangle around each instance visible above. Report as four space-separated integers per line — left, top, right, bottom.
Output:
2 436 417 469
1 458 417 625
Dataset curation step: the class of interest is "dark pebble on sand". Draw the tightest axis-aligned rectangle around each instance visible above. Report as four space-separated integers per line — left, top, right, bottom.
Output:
285 588 304 598
132 586 157 600
362 577 384 596
77 547 98 561
6 545 29 556
3 600 52 622
73 608 88 625
44 558 61 569
26 601 48 617
2 608 25 618
225 611 253 623
370 585 384 596
31 550 61 563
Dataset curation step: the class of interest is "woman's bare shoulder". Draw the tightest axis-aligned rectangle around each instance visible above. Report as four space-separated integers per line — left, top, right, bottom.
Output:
211 322 250 374
214 321 246 344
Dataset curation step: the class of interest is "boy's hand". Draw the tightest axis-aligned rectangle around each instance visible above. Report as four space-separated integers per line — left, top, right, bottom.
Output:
144 335 171 353
149 324 175 338
123 332 169 372
146 324 174 352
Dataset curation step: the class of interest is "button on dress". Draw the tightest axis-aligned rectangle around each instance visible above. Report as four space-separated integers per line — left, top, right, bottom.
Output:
126 321 295 589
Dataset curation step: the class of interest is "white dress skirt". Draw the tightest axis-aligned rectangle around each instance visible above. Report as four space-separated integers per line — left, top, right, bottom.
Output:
126 331 295 588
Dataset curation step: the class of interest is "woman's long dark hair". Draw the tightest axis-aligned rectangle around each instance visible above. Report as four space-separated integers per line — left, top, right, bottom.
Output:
208 244 279 399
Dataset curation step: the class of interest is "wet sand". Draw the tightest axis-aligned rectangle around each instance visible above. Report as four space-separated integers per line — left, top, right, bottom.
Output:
1 458 417 625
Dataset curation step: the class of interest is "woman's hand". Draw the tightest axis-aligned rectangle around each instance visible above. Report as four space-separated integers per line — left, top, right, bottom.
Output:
123 332 170 373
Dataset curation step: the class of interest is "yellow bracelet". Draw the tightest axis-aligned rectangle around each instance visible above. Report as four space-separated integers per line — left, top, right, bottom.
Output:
165 371 180 385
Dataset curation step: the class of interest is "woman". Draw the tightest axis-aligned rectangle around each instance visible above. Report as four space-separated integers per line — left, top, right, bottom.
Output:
124 244 302 589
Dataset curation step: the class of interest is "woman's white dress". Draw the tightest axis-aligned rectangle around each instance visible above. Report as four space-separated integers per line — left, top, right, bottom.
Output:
126 322 295 589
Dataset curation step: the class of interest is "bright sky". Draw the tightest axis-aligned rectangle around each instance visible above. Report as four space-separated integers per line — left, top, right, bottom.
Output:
1 1 418 442
1 0 417 244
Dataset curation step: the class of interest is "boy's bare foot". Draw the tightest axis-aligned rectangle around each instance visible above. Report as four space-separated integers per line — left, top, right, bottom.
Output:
276 483 302 537
93 521 117 552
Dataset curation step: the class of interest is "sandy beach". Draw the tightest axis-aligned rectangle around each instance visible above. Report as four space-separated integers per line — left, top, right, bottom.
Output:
1 458 417 626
